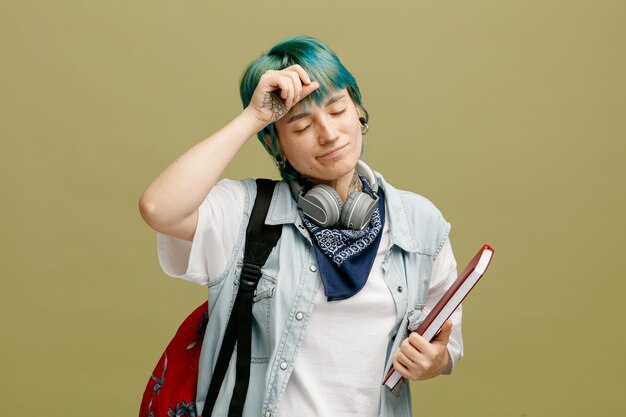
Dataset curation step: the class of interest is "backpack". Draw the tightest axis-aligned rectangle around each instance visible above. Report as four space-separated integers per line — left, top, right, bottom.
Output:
139 179 282 417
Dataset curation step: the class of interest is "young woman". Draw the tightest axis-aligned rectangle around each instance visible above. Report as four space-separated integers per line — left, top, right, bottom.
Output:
139 35 463 417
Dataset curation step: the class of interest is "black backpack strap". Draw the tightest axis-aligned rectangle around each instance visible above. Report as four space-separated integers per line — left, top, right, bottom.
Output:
201 179 282 417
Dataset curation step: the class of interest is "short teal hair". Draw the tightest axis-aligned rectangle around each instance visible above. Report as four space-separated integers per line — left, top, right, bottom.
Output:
239 35 369 180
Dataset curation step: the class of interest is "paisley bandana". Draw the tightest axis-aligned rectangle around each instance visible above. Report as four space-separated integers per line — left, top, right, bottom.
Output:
299 177 385 301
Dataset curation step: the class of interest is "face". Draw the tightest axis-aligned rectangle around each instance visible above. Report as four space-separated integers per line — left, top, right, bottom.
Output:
273 88 363 186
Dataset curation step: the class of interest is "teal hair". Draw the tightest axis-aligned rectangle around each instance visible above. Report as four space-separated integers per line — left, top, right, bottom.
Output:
239 35 369 180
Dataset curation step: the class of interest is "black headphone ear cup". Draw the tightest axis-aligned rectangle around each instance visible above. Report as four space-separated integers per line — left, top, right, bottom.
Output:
340 191 378 230
298 184 342 227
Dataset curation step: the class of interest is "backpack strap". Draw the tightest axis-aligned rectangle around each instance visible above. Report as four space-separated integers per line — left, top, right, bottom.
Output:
200 179 282 417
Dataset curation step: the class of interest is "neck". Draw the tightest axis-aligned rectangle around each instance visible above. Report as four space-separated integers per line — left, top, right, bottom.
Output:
304 169 361 203
346 169 363 196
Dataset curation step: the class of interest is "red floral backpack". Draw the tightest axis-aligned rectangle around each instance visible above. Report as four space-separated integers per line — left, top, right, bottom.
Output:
139 179 281 417
139 300 208 417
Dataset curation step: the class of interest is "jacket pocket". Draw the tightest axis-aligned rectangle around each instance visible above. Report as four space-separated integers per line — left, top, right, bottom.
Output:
407 303 425 332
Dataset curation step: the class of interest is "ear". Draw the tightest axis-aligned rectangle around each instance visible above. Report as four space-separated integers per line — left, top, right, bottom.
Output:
264 133 285 156
263 134 272 148
353 103 363 119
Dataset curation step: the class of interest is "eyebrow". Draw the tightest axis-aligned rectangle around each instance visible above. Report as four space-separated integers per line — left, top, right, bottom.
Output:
286 94 346 124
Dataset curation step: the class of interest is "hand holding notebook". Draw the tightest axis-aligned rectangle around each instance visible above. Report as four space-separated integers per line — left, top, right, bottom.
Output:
383 244 495 389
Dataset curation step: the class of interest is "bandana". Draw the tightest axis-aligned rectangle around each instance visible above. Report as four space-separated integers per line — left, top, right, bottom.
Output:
298 177 386 301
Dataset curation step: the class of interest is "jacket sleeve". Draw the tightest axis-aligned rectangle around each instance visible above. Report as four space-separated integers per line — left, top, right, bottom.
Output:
156 179 246 285
425 237 464 374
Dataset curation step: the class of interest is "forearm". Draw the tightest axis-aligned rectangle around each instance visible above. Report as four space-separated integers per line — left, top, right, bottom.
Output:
139 108 265 226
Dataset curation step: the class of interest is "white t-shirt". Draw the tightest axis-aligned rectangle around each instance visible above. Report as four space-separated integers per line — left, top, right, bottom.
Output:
157 179 462 417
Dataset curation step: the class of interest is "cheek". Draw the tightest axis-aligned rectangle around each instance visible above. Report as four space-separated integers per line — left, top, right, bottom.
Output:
280 139 314 171
280 138 303 158
344 116 361 136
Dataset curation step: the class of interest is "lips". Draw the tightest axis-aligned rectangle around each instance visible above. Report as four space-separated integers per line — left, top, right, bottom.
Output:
317 144 348 159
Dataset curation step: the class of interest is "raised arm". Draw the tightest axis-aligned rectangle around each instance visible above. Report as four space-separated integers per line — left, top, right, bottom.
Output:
138 65 319 241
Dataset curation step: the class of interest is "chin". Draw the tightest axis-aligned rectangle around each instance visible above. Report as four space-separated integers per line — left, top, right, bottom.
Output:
316 158 358 182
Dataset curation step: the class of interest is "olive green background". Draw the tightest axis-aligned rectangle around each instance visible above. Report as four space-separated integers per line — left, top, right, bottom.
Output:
1 0 624 416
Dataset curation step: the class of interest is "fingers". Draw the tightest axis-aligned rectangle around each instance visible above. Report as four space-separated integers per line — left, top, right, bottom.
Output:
278 69 304 108
275 75 295 108
286 72 300 107
393 324 453 381
286 64 322 104
392 353 411 379
263 65 318 108
287 64 312 85
247 65 321 126
406 332 432 355
299 81 320 102
393 340 427 380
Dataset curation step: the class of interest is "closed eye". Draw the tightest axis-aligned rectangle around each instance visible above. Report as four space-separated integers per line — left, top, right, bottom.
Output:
294 110 347 133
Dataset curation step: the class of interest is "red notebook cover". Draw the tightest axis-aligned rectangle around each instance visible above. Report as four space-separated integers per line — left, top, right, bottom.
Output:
383 244 495 389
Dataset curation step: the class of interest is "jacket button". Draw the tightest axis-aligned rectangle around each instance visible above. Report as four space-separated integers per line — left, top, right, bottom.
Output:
397 286 404 293
280 362 288 370
295 312 304 320
309 265 317 272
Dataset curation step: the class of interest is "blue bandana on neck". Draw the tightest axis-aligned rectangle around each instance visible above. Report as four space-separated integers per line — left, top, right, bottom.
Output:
298 179 385 301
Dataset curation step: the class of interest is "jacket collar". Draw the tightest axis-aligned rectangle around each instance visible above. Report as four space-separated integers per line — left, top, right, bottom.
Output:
265 161 420 253
373 171 420 253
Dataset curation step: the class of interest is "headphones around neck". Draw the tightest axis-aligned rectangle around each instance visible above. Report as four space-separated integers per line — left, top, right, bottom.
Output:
289 162 379 230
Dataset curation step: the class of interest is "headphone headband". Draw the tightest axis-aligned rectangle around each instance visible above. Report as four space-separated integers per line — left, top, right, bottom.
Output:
289 161 379 229
355 160 378 194
289 161 378 197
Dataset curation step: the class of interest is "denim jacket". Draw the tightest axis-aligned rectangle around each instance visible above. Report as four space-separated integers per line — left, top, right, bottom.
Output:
196 169 451 417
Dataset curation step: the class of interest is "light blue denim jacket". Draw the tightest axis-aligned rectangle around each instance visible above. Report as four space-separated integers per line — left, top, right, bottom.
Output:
196 170 451 417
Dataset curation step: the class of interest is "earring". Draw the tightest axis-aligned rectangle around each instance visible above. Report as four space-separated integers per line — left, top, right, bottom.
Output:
274 153 286 171
359 116 369 135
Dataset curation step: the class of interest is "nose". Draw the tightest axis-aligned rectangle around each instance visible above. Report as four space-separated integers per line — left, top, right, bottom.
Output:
317 115 339 145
